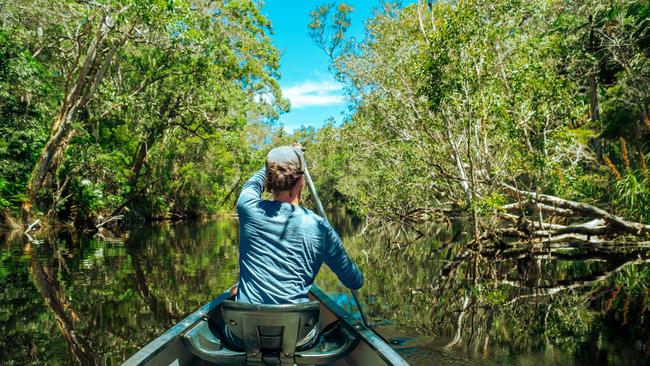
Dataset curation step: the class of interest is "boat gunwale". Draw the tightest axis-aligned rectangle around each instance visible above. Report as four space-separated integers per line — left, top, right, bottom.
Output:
309 286 409 366
123 290 231 365
123 285 409 366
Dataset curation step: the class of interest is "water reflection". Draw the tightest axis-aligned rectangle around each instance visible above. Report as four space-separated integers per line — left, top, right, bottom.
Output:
1 218 649 365
1 221 240 365
342 222 650 365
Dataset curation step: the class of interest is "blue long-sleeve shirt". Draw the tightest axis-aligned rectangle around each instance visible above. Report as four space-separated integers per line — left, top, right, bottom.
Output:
235 167 363 304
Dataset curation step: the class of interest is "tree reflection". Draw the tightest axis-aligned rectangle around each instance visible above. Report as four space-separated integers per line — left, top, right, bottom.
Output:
129 247 177 327
345 221 650 365
24 239 99 365
1 218 649 365
0 220 241 364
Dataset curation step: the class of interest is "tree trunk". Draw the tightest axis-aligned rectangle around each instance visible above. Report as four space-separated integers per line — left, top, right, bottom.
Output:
588 72 600 121
23 114 74 214
22 15 119 218
588 15 600 122
129 101 175 189
442 112 472 202
130 140 149 188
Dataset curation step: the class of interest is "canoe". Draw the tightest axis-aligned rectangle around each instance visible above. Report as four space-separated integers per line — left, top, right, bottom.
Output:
123 285 409 365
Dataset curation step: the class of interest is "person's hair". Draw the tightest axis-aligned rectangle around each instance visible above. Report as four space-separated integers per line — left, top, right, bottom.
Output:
266 163 303 193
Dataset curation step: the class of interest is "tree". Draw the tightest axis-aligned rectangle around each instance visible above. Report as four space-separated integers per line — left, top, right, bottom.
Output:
308 0 650 243
0 0 287 225
0 29 54 214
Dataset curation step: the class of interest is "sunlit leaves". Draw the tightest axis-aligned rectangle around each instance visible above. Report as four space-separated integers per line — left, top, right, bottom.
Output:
0 0 287 222
308 2 354 60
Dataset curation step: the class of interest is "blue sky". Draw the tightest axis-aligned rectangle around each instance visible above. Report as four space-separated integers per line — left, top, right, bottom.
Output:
261 1 413 132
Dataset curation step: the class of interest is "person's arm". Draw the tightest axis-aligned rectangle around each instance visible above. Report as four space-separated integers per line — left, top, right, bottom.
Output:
236 167 266 211
324 224 364 290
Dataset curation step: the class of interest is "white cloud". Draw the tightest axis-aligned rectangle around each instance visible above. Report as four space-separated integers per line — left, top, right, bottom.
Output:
282 80 344 109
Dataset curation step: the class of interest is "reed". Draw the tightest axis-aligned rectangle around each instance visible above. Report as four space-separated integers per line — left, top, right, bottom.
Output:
641 152 648 180
619 137 630 172
604 156 622 180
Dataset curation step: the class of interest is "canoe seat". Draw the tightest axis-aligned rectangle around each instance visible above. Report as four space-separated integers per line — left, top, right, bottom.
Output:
182 317 245 365
182 300 358 365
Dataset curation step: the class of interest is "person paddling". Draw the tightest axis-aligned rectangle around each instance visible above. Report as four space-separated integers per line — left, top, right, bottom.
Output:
234 144 363 304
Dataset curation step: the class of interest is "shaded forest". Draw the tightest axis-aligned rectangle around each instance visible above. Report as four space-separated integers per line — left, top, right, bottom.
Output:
302 0 650 246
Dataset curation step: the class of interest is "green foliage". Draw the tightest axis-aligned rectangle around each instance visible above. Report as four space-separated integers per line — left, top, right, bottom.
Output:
544 300 594 350
0 29 55 212
600 85 643 139
592 2 650 144
308 2 354 60
0 0 287 224
305 0 592 222
300 0 650 231
614 172 650 222
474 282 508 306
475 192 508 217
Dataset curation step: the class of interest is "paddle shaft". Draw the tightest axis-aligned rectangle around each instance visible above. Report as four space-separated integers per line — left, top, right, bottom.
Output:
303 168 327 220
303 167 372 329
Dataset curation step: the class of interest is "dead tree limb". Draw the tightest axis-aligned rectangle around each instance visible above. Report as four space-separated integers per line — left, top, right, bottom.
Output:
502 184 650 236
501 202 574 217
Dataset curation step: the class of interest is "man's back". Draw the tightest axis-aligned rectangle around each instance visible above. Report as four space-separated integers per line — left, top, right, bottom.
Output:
236 167 363 304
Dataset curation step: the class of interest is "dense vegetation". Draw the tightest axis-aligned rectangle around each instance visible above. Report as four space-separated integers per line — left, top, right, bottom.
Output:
301 0 650 244
298 2 650 360
1 1 650 363
1 0 648 240
0 0 286 228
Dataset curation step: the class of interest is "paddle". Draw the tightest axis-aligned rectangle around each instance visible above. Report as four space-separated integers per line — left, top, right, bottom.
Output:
302 166 376 333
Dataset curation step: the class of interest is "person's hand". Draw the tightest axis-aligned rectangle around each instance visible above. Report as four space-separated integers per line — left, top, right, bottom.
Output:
290 142 307 171
229 284 238 298
290 142 305 151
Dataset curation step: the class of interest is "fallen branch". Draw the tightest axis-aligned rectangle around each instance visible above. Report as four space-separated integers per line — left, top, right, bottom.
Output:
498 212 566 230
96 215 123 229
25 219 42 234
502 184 650 237
502 201 574 217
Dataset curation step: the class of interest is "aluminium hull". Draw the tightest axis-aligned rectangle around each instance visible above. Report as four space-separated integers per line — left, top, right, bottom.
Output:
123 285 409 366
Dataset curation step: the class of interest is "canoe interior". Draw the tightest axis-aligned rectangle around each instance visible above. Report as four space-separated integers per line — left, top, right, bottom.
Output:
123 286 409 366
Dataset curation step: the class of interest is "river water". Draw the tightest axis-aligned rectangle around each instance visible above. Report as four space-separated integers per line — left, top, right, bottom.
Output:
1 215 649 365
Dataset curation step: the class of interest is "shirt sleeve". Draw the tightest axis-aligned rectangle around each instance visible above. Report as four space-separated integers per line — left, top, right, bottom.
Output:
323 224 364 290
236 167 266 214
